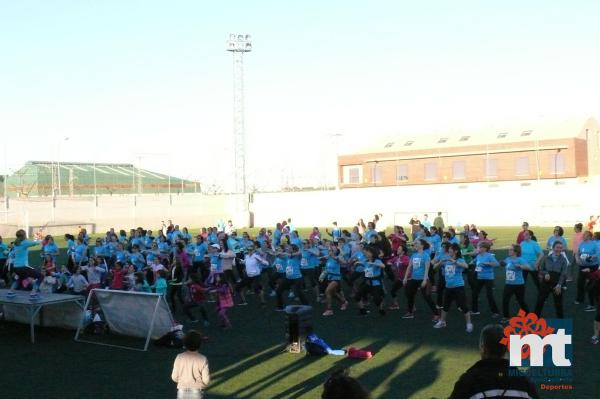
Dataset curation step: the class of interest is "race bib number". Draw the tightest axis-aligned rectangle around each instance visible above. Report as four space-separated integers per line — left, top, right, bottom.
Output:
194 249 200 256
506 270 516 281
286 266 294 277
444 264 455 277
275 263 283 273
301 258 308 267
413 258 421 269
210 263 218 272
364 268 374 278
475 265 482 273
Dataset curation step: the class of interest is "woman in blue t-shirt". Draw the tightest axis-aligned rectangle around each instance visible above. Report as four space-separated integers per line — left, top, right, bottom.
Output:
501 244 530 322
471 242 500 316
354 246 386 317
275 244 308 311
433 243 473 333
402 239 440 320
322 247 349 316
8 229 42 296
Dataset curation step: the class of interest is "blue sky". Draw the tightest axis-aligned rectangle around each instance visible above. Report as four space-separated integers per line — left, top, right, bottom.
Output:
1 1 599 190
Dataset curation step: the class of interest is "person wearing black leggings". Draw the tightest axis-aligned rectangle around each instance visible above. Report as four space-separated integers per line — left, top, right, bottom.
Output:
471 242 500 317
403 239 440 321
501 244 530 323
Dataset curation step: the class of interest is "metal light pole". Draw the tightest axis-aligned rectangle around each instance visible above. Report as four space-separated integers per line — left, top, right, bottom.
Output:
226 34 252 194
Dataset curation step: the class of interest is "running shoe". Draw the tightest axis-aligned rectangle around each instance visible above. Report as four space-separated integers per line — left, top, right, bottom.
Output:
388 304 400 310
340 301 349 311
288 292 295 299
322 310 334 316
574 301 581 305
274 307 285 312
584 305 596 312
591 336 599 345
238 301 248 306
466 323 474 333
433 320 446 329
402 312 415 319
471 311 481 315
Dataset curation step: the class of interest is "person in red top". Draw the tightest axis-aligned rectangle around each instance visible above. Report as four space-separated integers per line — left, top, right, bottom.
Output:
387 226 408 254
183 274 209 326
388 245 410 310
110 262 126 290
516 222 529 244
587 216 598 233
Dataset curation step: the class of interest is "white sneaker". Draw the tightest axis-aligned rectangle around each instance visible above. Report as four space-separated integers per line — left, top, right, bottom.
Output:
269 291 276 297
433 320 447 329
288 292 295 299
466 323 474 333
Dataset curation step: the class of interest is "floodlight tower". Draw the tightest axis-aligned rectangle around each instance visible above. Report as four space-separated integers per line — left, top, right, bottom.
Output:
226 34 252 194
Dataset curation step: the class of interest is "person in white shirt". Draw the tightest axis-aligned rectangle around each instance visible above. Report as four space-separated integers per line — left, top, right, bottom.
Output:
235 243 269 306
172 330 210 399
224 220 235 235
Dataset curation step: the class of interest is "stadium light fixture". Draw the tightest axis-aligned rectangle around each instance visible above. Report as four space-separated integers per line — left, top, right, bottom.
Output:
226 33 252 194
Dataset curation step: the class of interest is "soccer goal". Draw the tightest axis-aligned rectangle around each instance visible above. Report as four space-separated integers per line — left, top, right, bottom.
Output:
75 289 174 351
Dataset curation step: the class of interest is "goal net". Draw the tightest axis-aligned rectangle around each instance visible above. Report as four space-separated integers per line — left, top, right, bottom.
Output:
75 289 174 351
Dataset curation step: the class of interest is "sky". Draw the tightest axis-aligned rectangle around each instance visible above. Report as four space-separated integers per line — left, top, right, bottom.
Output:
1 1 599 191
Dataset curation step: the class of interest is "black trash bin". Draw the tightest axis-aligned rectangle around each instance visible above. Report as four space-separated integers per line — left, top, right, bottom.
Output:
284 305 312 353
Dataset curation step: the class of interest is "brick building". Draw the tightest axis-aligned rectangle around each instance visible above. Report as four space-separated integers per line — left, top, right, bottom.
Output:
338 117 600 188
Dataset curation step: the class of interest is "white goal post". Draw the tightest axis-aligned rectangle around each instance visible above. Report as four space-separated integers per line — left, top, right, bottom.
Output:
75 289 174 351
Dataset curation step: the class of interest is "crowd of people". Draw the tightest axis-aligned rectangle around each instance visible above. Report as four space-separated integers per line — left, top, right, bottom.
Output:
1 216 599 339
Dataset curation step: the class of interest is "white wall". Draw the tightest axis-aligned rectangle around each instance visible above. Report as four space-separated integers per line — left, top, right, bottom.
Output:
0 177 597 234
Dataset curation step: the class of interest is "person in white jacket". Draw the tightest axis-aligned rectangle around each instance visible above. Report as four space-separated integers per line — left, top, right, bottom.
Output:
171 330 210 399
235 243 269 306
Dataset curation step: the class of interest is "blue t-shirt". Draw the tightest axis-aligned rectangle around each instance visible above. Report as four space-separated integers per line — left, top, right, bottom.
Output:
354 251 367 273
73 244 88 263
93 244 107 258
475 252 497 280
285 255 302 279
364 259 384 285
193 242 208 262
546 235 567 250
208 253 223 273
154 278 168 295
13 240 39 267
115 250 128 264
410 252 429 280
428 235 442 254
158 242 170 255
0 242 8 259
325 257 342 280
273 229 282 246
520 240 542 270
300 249 318 269
578 240 599 266
129 252 146 271
66 239 75 256
505 256 526 285
443 258 466 288
363 229 378 243
207 232 218 244
274 255 287 274
43 243 59 260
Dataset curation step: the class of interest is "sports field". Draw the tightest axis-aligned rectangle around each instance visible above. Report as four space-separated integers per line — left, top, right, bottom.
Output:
0 226 597 399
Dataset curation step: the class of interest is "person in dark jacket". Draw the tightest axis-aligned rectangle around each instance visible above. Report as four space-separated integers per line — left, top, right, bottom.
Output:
449 324 539 399
534 241 568 318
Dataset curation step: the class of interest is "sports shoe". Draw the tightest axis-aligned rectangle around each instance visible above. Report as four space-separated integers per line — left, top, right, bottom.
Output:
584 305 596 312
574 301 581 305
402 312 415 319
359 308 370 316
466 323 474 333
471 311 481 315
340 301 348 311
190 319 200 323
275 307 285 312
436 305 443 310
591 336 599 345
322 310 334 316
433 320 447 329
288 292 295 299
238 301 248 306
388 304 400 310
269 291 276 297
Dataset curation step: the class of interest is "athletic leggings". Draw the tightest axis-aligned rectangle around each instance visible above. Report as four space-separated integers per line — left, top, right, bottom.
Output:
276 278 308 308
301 268 318 288
236 275 262 294
442 286 469 313
576 266 598 305
471 279 499 313
354 281 384 306
169 284 184 312
11 266 42 290
522 270 540 290
502 284 528 318
534 272 564 319
261 268 276 290
405 279 439 315
390 280 404 298
436 271 446 307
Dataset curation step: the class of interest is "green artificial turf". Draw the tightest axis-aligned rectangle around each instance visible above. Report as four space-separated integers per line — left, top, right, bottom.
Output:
0 226 596 399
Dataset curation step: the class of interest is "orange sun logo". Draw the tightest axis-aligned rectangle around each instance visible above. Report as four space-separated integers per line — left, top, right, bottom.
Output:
499 310 555 360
